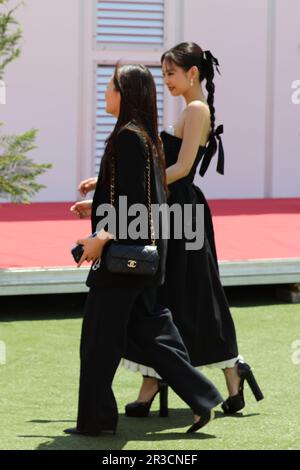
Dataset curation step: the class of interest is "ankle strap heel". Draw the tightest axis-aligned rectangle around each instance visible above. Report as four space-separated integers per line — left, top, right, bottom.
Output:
222 361 264 414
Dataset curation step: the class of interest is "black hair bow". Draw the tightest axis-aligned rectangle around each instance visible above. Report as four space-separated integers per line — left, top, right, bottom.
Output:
203 50 221 75
199 125 224 177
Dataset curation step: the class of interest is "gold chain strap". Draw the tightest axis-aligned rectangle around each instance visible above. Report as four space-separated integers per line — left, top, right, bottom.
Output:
110 134 156 246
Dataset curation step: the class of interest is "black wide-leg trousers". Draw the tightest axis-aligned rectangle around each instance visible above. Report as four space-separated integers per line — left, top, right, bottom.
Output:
76 284 222 433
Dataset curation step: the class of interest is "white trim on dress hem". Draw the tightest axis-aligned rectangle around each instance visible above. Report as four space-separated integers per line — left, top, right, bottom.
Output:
120 355 244 380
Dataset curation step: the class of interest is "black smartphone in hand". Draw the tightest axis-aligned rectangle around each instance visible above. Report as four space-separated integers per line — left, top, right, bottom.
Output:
71 244 84 263
71 232 98 264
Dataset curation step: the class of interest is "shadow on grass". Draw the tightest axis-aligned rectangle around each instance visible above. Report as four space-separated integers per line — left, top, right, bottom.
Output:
0 293 86 322
224 285 288 308
20 410 215 450
0 285 290 323
19 409 261 450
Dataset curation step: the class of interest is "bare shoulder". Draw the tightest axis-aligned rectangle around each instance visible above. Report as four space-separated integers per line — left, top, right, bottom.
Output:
186 100 210 119
182 101 211 145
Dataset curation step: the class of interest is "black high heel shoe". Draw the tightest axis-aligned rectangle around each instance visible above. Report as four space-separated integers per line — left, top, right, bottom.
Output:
125 380 168 418
222 361 264 414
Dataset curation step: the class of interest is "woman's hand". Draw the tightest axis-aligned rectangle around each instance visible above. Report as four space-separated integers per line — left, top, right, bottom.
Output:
78 177 97 197
76 236 104 268
70 200 92 219
76 230 115 268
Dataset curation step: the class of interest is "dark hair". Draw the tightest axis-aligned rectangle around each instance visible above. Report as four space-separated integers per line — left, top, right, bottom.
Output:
100 64 167 194
161 42 222 173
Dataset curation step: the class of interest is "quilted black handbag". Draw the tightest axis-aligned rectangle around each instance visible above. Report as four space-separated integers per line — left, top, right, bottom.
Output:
104 134 160 276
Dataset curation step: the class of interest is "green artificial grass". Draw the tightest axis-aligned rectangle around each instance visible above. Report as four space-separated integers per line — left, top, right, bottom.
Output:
0 287 299 450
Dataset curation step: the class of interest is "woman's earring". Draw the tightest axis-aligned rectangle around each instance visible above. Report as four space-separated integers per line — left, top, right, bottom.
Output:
190 79 194 87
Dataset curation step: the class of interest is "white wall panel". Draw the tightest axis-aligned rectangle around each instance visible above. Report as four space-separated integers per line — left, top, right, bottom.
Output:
1 0 298 202
0 0 81 202
272 0 300 197
182 0 269 198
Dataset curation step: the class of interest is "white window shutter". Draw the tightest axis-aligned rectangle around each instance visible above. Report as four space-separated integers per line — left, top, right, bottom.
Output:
96 0 165 46
95 65 164 175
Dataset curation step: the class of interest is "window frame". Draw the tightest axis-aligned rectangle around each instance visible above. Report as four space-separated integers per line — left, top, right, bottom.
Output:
94 62 166 175
77 0 182 183
94 0 166 51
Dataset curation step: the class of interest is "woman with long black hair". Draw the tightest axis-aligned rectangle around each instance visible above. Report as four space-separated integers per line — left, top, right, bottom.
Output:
66 63 222 436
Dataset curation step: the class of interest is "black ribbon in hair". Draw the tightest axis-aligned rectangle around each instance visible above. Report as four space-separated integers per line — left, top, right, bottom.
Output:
198 50 223 176
203 50 221 75
199 124 224 177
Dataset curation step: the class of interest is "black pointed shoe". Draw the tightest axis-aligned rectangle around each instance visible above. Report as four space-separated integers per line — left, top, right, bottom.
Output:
222 361 264 414
125 380 168 418
186 409 215 434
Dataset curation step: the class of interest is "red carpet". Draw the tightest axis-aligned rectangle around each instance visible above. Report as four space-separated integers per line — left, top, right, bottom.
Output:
0 199 300 269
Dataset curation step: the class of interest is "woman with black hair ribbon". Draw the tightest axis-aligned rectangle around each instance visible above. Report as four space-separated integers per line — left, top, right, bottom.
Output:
121 43 263 417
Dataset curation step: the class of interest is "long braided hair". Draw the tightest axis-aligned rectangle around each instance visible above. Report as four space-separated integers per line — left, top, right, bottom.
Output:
161 42 224 176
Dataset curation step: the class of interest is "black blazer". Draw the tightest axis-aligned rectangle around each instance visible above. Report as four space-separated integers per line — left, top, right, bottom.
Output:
86 125 168 288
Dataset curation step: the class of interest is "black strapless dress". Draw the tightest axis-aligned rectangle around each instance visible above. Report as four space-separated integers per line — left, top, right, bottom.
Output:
156 131 239 366
122 130 239 372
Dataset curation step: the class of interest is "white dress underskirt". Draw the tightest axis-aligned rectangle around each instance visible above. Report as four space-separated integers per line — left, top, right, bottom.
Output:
120 355 244 380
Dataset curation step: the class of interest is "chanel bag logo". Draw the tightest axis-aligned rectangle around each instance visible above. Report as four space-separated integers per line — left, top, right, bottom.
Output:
127 260 137 269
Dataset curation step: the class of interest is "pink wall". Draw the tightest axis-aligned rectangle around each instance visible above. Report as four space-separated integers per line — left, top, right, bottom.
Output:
0 0 81 202
183 0 268 198
272 0 300 197
183 0 300 199
1 0 299 201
